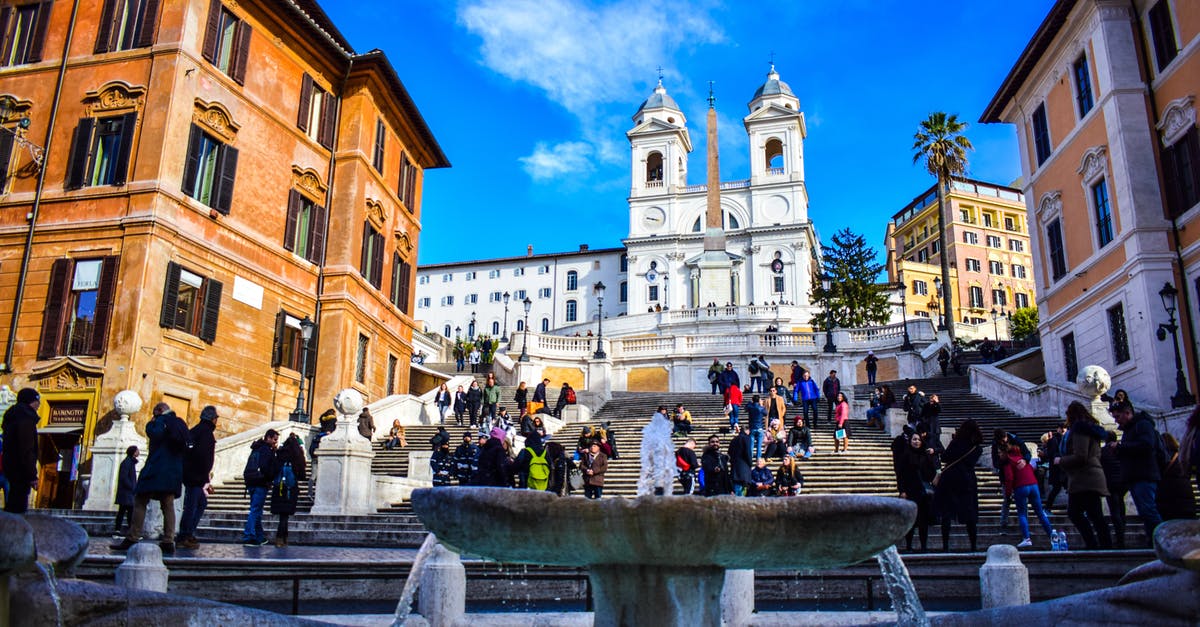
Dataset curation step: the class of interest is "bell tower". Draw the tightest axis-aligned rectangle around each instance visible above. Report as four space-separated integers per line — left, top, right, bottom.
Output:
627 77 692 197
744 64 806 184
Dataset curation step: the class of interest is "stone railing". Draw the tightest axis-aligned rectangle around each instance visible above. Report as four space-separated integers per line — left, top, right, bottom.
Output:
210 421 317 486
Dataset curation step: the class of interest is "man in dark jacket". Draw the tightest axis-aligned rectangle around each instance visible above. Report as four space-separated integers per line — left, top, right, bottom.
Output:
728 426 753 496
902 385 925 425
113 446 139 534
471 428 511 487
717 362 740 395
700 435 732 496
177 406 218 550
1 388 40 514
111 402 189 554
464 381 483 428
452 432 479 485
822 370 841 428
430 440 455 486
1112 403 1164 546
239 429 280 546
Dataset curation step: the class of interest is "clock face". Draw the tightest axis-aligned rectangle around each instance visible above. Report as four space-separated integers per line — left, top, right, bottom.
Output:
642 207 666 229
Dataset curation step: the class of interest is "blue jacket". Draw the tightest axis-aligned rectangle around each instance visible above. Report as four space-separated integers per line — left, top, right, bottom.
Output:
747 403 766 430
799 379 820 401
751 465 774 489
718 369 740 390
134 410 189 497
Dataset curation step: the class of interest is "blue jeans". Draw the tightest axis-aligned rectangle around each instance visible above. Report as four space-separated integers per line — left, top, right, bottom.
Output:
1013 483 1053 540
799 399 818 425
867 369 877 385
760 374 772 393
728 405 739 429
750 429 764 461
1128 481 1163 542
242 486 268 542
178 485 208 540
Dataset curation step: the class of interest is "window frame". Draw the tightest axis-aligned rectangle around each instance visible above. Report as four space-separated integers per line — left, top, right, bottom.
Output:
372 117 386 173
158 261 222 344
38 256 120 359
1046 218 1067 282
966 258 981 273
566 270 578 291
390 252 411 314
968 286 984 308
200 1 250 84
565 299 577 322
0 1 52 67
1163 126 1200 219
359 221 384 289
297 73 336 149
1072 54 1094 118
1107 302 1130 364
1062 332 1079 383
181 123 238 214
1091 177 1114 248
1031 103 1052 165
1147 0 1179 72
283 190 327 264
65 112 138 190
94 0 159 53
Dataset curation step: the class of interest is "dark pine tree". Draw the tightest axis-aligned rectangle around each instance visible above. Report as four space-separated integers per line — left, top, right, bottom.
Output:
812 228 890 329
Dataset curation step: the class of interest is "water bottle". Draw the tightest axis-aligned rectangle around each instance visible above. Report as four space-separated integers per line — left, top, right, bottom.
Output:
1050 530 1061 551
1059 530 1068 551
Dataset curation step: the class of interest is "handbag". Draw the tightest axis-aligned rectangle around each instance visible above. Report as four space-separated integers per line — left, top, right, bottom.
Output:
934 445 980 488
568 468 584 490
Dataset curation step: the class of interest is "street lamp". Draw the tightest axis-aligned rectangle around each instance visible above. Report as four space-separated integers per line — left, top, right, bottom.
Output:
820 274 836 353
896 278 913 351
990 307 1003 340
593 281 607 359
501 292 511 344
519 296 532 362
289 315 316 423
455 325 461 339
933 277 946 331
1156 282 1196 408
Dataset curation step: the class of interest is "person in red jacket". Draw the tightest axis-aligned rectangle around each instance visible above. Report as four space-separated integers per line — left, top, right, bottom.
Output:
724 383 743 431
1002 442 1054 548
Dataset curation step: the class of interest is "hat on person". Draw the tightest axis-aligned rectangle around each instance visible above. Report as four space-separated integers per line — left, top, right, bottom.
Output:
200 405 218 422
490 427 507 441
16 387 39 404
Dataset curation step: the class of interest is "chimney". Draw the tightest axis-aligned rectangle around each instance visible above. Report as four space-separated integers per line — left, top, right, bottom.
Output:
579 244 589 252
527 244 533 257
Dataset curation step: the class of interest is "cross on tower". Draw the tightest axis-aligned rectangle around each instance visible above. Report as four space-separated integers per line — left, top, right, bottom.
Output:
769 51 776 72
656 65 664 81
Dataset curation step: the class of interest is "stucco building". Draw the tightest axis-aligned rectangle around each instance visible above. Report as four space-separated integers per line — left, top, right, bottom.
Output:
981 0 1198 408
0 0 447 507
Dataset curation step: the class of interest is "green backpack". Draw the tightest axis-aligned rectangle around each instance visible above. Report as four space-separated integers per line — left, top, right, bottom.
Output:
528 447 550 491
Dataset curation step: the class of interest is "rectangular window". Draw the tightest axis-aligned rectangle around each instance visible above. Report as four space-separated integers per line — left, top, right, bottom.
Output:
355 333 368 384
538 265 550 275
270 312 306 371
398 152 417 210
619 281 627 303
158 261 222 343
648 285 659 302
1062 332 1078 383
390 253 411 313
513 268 524 277
773 275 784 294
969 286 984 308
94 0 159 53
359 222 384 288
297 74 336 149
417 297 430 308
386 354 397 396
1014 292 1029 309
38 257 120 359
489 291 502 303
283 190 327 264
916 248 929 263
966 258 981 272
1163 127 1200 218
931 240 941 255
1092 178 1114 247
464 271 476 281
1107 303 1130 364
181 123 238 214
989 260 1004 275
1004 216 1016 231
488 269 500 279
1047 218 1067 281
912 280 928 296
565 300 577 322
538 287 551 298
372 118 386 173
465 293 478 305
65 113 138 189
514 289 526 300
992 289 1007 307
1011 264 1027 279
0 1 52 67
983 213 994 228
1008 239 1024 252
1032 103 1051 165
1073 55 1094 117
1148 0 1178 71
959 209 971 222
418 275 429 285
200 2 250 84
442 273 452 283
987 235 1002 248
440 295 453 306
962 231 978 245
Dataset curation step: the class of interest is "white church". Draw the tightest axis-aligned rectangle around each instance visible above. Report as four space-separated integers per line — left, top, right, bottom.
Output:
416 66 823 339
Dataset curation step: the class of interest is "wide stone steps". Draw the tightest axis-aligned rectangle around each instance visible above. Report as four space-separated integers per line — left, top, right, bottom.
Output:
207 478 314 513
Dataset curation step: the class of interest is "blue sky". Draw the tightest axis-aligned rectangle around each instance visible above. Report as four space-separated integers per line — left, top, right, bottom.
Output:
322 1 1054 266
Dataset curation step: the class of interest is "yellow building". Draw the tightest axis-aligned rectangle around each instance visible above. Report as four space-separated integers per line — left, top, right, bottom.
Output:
885 178 1036 335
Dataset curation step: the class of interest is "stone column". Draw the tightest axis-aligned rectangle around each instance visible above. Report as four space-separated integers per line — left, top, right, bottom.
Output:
979 544 1029 608
721 569 754 626
587 357 613 409
82 391 147 512
417 542 465 627
310 389 376 516
115 543 169 593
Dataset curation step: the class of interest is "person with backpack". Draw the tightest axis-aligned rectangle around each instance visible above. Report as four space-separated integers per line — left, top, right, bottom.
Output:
177 406 218 550
271 433 306 547
1111 402 1164 547
707 359 723 394
512 433 552 491
676 438 699 495
110 402 189 555
554 383 575 418
240 429 280 546
431 439 455 487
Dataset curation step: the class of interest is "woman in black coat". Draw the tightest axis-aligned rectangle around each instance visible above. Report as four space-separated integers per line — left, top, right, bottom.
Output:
933 419 983 552
895 431 939 551
114 446 139 533
270 434 307 547
728 428 754 496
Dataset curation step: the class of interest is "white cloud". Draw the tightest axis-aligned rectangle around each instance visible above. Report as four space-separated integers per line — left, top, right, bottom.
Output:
519 141 595 180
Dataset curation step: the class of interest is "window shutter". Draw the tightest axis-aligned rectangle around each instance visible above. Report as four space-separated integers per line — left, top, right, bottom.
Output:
390 251 400 307
26 1 54 63
87 256 120 356
297 74 314 131
407 166 418 208
308 204 327 264
37 259 71 360
373 119 385 172
135 0 160 48
304 322 319 375
181 124 202 197
1164 142 1182 218
398 259 412 315
94 0 117 53
283 190 301 252
359 222 370 278
199 278 222 344
201 0 222 63
371 232 384 288
270 310 285 367
213 143 238 214
318 94 338 149
398 153 409 202
64 118 95 190
159 261 181 328
0 131 14 192
230 20 250 84
0 10 11 52
1185 130 1200 213
111 111 137 186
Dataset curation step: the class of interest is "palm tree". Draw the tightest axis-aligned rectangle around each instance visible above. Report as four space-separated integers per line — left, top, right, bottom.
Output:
912 112 972 343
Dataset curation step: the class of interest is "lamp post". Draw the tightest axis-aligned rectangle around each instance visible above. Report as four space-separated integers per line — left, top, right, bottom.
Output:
896 278 913 351
990 307 1003 340
933 277 946 331
1156 282 1196 408
519 297 532 362
455 326 461 339
593 281 607 359
501 291 511 344
820 274 836 353
289 315 316 423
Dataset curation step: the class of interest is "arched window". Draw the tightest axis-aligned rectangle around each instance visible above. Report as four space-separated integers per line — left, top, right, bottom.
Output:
692 212 741 232
765 138 784 170
492 321 500 335
619 281 628 302
516 319 524 331
443 324 451 338
566 299 578 322
566 270 578 291
541 317 550 332
646 152 664 182
620 254 628 272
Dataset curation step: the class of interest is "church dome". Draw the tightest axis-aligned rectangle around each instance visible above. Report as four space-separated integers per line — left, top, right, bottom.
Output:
752 64 794 100
636 79 681 114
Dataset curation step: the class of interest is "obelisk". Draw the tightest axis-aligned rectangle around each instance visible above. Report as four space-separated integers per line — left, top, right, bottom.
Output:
697 84 733 306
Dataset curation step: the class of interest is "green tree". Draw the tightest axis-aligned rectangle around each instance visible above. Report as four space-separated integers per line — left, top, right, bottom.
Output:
812 228 890 329
913 111 973 342
1009 306 1039 341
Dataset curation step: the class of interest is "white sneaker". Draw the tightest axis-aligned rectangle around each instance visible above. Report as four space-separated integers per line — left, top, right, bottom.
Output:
1017 538 1032 548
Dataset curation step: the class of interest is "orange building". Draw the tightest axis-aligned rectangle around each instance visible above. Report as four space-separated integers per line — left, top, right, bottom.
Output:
0 0 448 507
982 0 1198 409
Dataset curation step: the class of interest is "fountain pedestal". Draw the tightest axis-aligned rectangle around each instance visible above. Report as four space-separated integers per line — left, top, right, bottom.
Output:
591 564 724 627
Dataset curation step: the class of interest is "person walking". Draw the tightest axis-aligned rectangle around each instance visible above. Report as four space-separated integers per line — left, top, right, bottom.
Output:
864 351 878 386
581 440 607 499
177 406 218 550
1111 402 1164 547
992 429 1029 532
788 361 806 405
708 359 724 394
902 385 926 426
922 395 943 450
896 431 938 552
747 396 767 462
271 433 307 547
1042 424 1067 511
1002 437 1055 549
452 432 479 486
717 362 740 397
239 429 280 546
798 371 820 428
434 383 451 425
514 382 529 417
111 403 189 554
464 381 483 428
1 388 40 514
832 392 850 454
1057 402 1113 550
113 446 139 535
756 355 772 395
937 347 950 376
482 373 501 422
1099 430 1128 548
724 382 744 431
357 408 376 442
452 385 468 427
933 419 983 552
821 370 840 429
468 347 482 373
